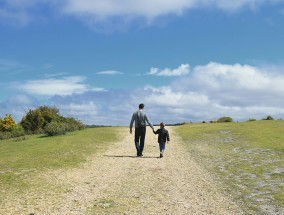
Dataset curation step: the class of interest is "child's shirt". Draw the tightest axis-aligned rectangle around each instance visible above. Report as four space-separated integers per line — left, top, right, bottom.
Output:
153 128 170 144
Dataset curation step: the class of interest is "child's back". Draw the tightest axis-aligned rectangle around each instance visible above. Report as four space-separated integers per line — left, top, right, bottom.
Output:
153 122 170 158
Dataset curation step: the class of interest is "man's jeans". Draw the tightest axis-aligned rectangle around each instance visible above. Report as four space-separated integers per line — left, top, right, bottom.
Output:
135 126 146 154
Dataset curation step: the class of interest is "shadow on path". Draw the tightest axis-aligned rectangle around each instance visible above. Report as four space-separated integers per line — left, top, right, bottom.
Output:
103 155 159 159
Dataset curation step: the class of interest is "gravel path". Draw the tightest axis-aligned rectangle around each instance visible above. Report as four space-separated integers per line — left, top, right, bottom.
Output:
1 127 245 214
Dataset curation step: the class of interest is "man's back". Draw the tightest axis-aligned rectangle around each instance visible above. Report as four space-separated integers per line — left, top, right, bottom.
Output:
130 110 153 129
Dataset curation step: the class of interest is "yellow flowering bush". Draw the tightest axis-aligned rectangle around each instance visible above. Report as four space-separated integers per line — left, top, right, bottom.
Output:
0 114 17 132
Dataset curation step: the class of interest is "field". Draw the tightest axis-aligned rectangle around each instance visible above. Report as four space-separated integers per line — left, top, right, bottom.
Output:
0 127 119 198
1 122 283 214
175 120 284 214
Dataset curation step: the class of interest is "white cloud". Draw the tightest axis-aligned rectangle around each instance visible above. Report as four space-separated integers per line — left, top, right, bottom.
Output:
13 76 91 96
0 93 39 122
61 0 195 19
0 0 44 26
61 0 284 19
44 72 68 78
3 62 284 125
58 101 98 117
143 86 209 107
178 62 284 97
1 0 283 29
7 94 36 106
144 62 284 122
96 70 123 75
148 64 190 76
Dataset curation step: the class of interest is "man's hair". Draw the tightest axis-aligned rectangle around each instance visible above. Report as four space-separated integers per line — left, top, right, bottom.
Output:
139 103 144 109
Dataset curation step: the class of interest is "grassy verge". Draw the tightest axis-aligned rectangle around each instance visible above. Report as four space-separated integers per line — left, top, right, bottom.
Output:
0 127 120 194
175 121 284 214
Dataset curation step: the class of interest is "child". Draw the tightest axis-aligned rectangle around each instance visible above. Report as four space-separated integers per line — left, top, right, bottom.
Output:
153 122 170 158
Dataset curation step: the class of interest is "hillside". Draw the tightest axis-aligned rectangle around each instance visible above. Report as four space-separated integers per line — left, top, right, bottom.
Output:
0 121 283 214
1 126 243 214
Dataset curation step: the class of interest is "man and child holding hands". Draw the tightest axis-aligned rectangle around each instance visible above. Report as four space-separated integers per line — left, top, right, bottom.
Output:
130 103 170 158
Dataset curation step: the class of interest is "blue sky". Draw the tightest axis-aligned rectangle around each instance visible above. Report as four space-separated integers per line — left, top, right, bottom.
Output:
1 0 284 125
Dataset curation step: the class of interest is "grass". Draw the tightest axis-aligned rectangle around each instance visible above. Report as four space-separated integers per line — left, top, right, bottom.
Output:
0 127 120 194
175 120 284 214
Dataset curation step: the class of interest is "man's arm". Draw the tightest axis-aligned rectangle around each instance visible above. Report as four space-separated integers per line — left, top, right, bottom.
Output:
129 113 135 134
145 114 154 130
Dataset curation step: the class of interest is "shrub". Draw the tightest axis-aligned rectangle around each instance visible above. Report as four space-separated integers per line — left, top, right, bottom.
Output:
21 106 84 135
62 116 84 132
263 115 274 120
248 118 257 122
0 114 17 132
44 121 67 136
0 131 12 140
21 109 45 134
38 106 60 128
0 125 25 140
11 125 25 137
217 116 233 123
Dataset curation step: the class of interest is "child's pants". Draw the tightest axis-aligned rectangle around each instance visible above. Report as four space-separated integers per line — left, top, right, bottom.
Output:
159 142 166 154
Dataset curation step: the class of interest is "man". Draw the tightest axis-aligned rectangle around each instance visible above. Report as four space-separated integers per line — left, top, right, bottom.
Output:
130 103 154 157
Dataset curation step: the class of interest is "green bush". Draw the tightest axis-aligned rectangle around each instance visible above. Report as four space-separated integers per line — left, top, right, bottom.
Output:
20 106 60 134
263 115 274 120
248 118 257 121
0 131 12 140
62 116 84 132
0 125 25 140
1 107 84 139
21 109 45 134
217 116 233 123
21 106 84 135
11 125 25 137
44 116 84 136
44 121 67 136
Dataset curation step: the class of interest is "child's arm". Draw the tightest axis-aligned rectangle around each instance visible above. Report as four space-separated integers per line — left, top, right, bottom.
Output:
153 129 159 134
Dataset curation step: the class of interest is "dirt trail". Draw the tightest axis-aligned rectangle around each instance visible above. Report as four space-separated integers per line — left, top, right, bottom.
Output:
1 127 245 214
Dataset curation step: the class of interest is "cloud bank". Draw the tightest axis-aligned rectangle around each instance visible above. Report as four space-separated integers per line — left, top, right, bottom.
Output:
60 0 284 19
1 0 283 29
12 76 104 96
2 62 284 125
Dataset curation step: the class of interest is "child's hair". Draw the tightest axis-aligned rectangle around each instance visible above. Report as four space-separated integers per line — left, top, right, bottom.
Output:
160 122 165 127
